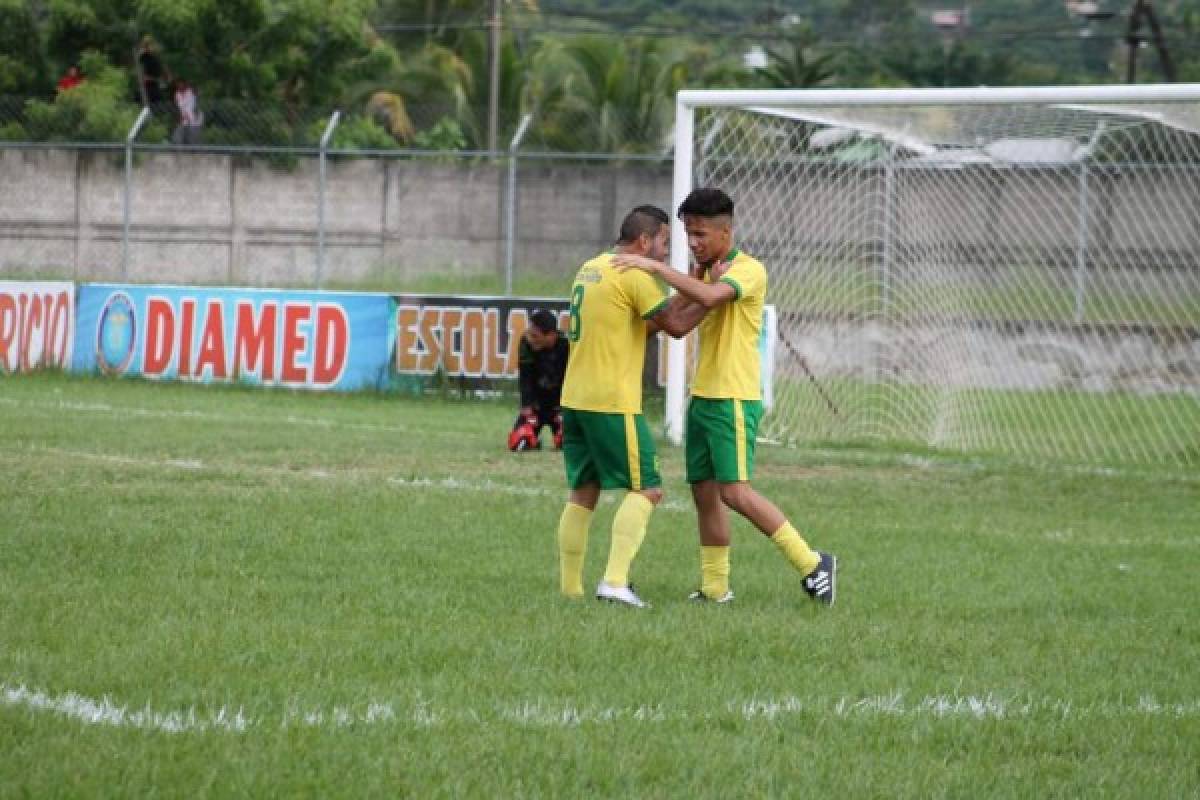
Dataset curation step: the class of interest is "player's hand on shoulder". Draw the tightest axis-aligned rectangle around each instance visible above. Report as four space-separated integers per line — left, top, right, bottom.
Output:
611 253 662 274
709 258 733 281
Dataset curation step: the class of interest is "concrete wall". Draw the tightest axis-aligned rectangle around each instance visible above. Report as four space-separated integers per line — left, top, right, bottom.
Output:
4 148 1200 289
784 315 1200 395
0 148 674 289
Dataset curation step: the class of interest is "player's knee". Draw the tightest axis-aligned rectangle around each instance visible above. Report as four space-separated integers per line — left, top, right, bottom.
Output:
640 487 664 506
717 482 751 510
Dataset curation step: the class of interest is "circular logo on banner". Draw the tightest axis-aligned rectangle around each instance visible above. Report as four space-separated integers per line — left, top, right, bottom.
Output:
96 292 137 376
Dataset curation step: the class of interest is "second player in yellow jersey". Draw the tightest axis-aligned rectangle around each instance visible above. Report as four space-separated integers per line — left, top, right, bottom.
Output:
689 249 766 402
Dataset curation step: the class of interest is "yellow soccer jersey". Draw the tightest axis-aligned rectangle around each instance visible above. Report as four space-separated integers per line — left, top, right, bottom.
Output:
691 249 766 401
561 252 669 413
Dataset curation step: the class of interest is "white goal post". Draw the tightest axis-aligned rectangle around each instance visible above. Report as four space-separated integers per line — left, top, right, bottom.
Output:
666 85 1200 468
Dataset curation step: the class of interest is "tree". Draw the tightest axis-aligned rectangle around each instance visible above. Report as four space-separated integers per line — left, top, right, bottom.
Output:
756 32 837 89
29 0 405 145
532 35 688 153
1 51 167 143
451 28 535 148
368 1 542 148
0 0 45 94
38 0 392 109
348 40 474 145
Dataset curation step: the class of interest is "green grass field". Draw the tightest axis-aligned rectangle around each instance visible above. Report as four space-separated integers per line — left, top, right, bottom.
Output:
2 372 1198 797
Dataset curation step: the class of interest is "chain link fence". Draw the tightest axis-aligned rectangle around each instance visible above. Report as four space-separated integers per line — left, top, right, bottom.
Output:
0 89 677 294
0 93 674 157
0 134 672 298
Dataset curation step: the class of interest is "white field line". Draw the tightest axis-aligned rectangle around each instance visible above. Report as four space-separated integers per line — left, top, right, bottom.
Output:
0 396 419 436
5 396 1195 483
16 445 1200 534
23 446 1200 540
4 682 1199 735
20 445 696 513
1 684 250 733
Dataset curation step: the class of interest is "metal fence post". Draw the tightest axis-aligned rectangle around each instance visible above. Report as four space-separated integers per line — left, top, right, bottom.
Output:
317 110 341 289
122 106 152 280
504 113 534 296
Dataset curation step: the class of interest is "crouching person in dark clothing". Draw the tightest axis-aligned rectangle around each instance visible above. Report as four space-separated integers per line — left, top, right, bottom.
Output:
509 309 569 451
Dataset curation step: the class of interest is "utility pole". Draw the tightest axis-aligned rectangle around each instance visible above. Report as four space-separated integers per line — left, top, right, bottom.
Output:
487 0 502 153
932 6 969 87
1125 0 1176 82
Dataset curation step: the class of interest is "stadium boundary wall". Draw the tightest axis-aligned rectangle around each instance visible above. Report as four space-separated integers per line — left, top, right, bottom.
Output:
6 147 1200 290
0 148 671 287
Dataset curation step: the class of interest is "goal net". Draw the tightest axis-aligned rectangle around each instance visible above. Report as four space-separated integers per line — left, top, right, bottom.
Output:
666 86 1200 468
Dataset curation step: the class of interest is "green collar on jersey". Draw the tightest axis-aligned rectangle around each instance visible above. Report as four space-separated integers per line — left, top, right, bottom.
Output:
705 248 738 271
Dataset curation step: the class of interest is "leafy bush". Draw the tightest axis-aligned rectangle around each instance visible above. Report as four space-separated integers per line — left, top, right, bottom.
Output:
309 114 400 151
412 117 467 151
0 51 149 143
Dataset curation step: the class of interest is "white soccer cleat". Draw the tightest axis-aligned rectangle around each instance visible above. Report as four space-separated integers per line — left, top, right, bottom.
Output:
595 582 650 609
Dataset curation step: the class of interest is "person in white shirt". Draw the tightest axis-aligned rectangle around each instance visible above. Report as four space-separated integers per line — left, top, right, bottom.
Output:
171 79 203 145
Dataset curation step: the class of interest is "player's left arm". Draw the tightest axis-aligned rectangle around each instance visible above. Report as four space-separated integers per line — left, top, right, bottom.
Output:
614 254 735 309
647 292 709 338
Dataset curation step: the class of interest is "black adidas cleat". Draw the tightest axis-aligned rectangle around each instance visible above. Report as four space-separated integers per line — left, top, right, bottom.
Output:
803 552 837 607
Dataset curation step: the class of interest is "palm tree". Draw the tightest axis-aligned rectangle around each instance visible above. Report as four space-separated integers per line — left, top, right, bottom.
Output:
757 36 837 89
363 1 540 147
532 35 688 154
347 35 474 144
448 27 534 149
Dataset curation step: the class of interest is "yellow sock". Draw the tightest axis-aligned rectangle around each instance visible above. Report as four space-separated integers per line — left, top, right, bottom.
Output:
770 522 820 577
557 503 592 598
602 493 655 588
701 545 730 599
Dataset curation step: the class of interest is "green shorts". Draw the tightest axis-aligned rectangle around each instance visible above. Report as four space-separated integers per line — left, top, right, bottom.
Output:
562 408 661 491
685 397 762 484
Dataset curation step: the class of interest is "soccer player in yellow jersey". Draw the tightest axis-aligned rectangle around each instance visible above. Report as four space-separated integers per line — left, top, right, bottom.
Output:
614 188 838 606
557 205 699 608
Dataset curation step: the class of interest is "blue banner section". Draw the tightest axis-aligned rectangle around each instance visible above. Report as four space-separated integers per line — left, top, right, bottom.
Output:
73 285 393 391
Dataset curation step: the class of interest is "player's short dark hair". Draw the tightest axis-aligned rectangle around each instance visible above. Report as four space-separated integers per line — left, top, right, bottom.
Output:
677 188 734 219
529 309 557 333
617 205 669 244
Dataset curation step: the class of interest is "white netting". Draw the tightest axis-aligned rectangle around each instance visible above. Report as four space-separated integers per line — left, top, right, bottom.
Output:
686 93 1200 468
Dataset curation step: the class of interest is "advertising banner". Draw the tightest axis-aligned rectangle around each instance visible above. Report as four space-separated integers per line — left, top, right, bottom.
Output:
390 294 769 401
0 281 75 375
390 294 664 393
393 295 567 383
73 284 393 391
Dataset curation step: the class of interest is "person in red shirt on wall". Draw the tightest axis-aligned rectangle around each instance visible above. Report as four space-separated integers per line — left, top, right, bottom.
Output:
56 66 83 93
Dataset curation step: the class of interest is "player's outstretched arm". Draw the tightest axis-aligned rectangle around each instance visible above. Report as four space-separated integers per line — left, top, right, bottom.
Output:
649 293 708 338
613 254 735 310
